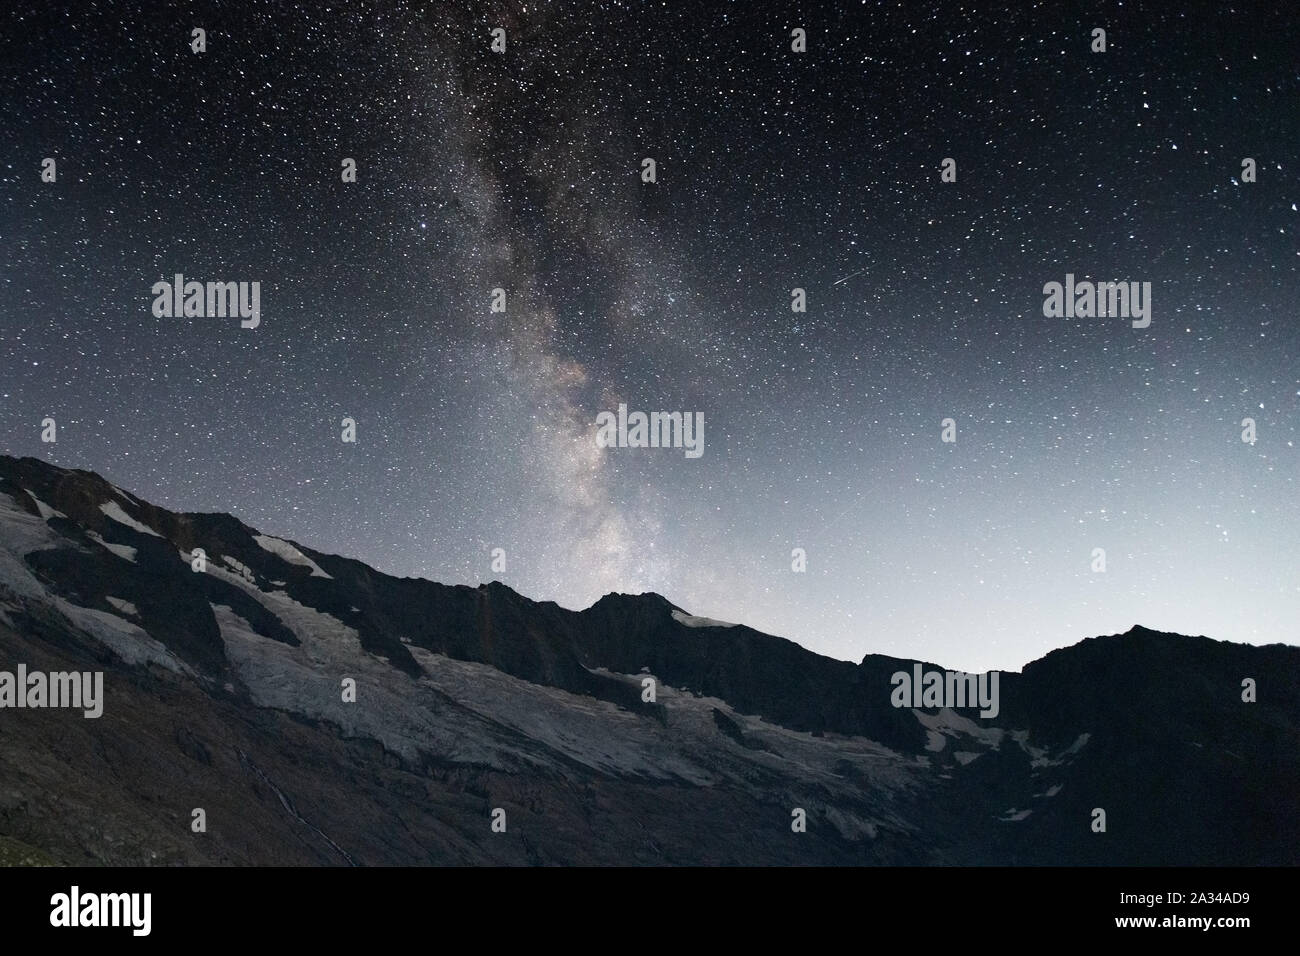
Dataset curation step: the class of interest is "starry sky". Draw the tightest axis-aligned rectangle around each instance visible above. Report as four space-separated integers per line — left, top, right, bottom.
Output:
2 0 1297 673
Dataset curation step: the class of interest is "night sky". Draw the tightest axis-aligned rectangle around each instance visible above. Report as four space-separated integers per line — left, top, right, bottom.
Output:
2 1 1296 672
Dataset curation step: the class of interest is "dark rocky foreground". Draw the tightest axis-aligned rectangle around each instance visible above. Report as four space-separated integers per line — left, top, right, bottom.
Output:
0 455 1296 865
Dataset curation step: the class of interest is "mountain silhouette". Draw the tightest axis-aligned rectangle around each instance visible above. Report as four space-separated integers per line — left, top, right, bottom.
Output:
0 455 1296 865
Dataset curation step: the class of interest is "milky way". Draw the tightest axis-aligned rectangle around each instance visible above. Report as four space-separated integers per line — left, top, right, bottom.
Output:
2 1 1297 671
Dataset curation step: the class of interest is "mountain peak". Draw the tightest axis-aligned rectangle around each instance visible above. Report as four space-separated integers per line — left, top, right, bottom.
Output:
2 454 1298 865
588 590 678 611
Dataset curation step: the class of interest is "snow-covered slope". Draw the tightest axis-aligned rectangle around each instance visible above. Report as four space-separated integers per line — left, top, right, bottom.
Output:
0 454 1295 867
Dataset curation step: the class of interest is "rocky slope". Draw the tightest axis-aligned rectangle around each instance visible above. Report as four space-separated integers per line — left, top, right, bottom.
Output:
0 455 1296 865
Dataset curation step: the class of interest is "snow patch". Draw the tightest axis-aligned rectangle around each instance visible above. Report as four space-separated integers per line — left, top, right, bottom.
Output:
99 500 161 537
1030 732 1092 768
54 598 189 673
86 531 137 563
112 485 141 506
1010 729 1050 765
253 534 332 578
914 708 1005 749
0 493 67 601
104 596 139 616
212 601 503 768
672 609 737 629
1065 732 1091 754
0 492 184 674
23 490 65 521
221 555 256 584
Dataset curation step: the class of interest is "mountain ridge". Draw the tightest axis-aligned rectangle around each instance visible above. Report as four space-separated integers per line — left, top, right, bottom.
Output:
1 453 1297 865
5 454 1271 673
